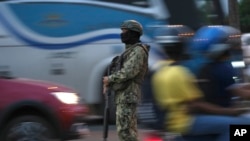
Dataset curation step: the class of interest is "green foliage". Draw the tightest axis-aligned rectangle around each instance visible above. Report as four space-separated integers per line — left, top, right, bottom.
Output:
196 1 222 25
239 0 250 32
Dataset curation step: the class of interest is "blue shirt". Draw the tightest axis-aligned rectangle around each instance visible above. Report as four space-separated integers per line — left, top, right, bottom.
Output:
197 60 236 107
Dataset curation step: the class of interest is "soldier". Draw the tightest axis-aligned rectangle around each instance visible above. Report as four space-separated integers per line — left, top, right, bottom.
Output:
103 20 149 141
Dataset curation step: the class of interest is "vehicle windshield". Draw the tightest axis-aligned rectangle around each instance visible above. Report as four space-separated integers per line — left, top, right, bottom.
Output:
91 0 150 7
163 0 227 30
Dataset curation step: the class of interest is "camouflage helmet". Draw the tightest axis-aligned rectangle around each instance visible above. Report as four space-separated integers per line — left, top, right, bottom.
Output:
120 20 143 35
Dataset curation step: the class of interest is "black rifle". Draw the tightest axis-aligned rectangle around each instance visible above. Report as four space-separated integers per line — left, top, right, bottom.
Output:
102 55 121 141
103 64 111 141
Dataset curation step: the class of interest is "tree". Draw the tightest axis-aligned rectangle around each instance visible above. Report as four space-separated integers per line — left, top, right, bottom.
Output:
239 0 250 33
228 0 240 29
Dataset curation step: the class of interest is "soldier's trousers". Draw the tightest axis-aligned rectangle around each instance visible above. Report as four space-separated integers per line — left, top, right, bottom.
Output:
116 103 138 141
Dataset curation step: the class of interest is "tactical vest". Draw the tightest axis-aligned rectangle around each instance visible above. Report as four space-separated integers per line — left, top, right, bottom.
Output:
110 43 149 91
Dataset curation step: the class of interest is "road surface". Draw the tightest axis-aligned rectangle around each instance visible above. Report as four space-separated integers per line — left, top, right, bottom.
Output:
70 124 154 141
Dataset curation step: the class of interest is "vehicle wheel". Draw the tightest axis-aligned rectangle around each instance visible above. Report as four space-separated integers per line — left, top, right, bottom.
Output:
0 115 59 141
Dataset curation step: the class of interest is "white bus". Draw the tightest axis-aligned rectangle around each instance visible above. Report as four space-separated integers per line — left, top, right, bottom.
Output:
0 0 235 122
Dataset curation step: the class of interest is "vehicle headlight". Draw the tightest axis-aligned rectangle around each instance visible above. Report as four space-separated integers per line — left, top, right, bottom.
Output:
51 92 80 104
231 61 245 68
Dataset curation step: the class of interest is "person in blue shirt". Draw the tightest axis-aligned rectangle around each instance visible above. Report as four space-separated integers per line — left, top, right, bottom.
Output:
189 25 250 108
197 43 236 107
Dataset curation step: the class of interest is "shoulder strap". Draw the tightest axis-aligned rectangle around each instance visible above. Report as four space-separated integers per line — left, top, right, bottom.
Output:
119 43 150 70
137 43 149 56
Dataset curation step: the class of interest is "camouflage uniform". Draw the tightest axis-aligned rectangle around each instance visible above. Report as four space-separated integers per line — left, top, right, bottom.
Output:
108 43 148 141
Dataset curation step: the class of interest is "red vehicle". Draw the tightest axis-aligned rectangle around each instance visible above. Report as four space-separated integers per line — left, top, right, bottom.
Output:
0 75 89 141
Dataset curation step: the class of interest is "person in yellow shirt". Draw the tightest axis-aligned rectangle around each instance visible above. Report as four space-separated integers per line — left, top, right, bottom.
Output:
151 25 250 141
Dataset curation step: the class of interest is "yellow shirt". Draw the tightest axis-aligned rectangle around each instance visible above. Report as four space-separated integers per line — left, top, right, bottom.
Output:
151 60 203 134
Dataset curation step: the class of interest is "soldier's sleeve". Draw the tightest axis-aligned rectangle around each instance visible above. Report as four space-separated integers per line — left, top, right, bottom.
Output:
108 46 147 83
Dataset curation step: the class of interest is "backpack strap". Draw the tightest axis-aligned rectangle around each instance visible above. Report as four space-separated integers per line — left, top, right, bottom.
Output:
137 43 149 56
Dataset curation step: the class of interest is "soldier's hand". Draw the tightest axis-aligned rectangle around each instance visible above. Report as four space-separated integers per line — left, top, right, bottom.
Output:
103 76 109 86
103 85 107 94
103 76 109 94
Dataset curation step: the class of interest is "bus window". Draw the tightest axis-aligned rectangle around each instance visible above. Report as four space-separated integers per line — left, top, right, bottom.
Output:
94 0 150 7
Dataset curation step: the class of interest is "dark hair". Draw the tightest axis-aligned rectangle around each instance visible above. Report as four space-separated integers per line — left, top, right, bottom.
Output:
213 48 231 61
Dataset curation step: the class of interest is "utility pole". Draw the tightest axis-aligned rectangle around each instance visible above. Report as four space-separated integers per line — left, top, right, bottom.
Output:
228 0 240 29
